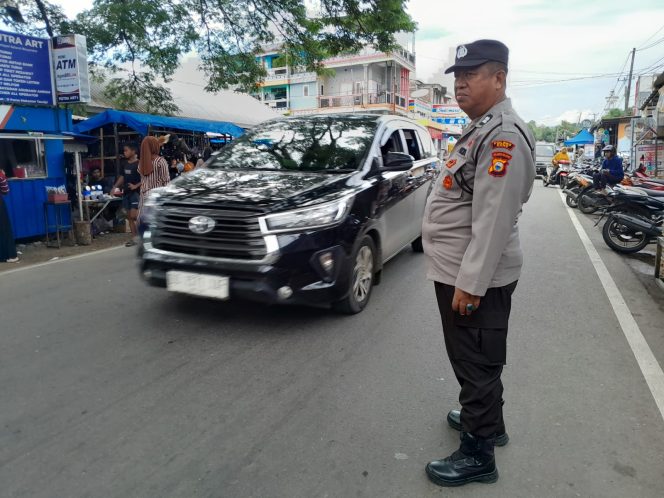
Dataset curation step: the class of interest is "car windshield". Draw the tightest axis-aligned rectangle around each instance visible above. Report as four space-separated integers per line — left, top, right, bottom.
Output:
536 144 555 157
208 116 378 172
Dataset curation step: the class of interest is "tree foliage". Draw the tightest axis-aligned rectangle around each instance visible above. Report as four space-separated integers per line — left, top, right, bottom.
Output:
527 120 581 144
602 108 626 120
2 0 415 115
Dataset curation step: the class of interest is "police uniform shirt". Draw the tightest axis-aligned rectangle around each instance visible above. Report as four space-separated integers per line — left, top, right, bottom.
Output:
422 98 536 297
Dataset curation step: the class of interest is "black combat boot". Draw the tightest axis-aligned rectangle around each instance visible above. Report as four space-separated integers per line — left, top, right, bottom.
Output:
425 432 498 487
446 409 510 446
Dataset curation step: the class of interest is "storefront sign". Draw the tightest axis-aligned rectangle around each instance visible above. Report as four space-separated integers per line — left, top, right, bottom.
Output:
432 104 462 115
0 30 53 105
635 143 664 177
433 117 468 125
52 34 90 103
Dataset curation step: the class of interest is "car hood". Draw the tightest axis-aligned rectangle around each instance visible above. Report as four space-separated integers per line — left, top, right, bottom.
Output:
161 168 356 207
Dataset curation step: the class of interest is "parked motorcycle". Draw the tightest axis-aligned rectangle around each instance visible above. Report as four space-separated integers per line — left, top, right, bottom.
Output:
603 213 664 254
577 184 616 214
563 164 596 208
600 186 664 254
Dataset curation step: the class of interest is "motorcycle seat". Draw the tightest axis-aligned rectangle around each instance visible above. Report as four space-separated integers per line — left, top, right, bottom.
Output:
631 187 664 198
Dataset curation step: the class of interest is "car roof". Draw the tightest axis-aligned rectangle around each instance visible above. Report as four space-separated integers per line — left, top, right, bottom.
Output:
265 113 423 127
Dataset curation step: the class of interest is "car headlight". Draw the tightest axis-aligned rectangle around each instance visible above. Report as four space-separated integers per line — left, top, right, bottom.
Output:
260 195 354 234
141 188 167 225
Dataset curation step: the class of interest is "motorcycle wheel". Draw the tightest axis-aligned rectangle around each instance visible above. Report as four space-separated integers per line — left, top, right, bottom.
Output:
602 217 649 254
577 188 600 214
565 193 578 208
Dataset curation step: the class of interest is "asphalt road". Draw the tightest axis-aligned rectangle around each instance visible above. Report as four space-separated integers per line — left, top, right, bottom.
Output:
2 183 664 498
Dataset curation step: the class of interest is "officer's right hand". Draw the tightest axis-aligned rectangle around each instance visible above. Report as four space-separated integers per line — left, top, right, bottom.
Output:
452 288 481 316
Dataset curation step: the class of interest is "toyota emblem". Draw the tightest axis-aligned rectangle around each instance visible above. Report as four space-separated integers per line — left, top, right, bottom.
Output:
188 215 216 234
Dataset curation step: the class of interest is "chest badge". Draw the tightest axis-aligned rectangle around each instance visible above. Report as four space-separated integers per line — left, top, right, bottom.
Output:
489 152 511 177
443 175 454 190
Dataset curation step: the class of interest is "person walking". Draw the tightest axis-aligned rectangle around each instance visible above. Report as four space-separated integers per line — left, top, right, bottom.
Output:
111 142 142 246
0 169 19 263
138 136 170 220
422 39 536 487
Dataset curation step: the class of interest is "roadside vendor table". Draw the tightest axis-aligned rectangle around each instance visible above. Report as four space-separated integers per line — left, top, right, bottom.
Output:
44 200 73 249
82 197 123 223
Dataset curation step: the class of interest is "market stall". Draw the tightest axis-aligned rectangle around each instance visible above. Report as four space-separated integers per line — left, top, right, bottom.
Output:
0 105 76 239
73 109 245 178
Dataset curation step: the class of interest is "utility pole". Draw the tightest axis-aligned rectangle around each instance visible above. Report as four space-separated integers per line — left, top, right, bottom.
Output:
624 48 636 114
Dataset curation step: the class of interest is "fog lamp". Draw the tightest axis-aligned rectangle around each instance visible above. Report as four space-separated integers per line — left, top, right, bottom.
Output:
277 286 293 300
319 252 335 274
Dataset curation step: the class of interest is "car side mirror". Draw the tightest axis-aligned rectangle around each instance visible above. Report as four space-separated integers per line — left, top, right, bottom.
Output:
381 152 414 172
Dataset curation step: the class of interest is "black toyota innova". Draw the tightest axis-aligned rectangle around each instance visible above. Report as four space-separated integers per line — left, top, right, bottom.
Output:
139 113 439 313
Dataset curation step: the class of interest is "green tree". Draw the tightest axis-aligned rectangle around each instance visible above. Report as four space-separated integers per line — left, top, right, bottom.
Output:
3 0 415 115
1 0 69 37
527 120 581 144
602 108 626 119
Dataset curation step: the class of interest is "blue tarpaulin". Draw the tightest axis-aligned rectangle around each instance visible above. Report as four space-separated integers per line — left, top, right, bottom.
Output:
73 109 244 137
564 129 594 146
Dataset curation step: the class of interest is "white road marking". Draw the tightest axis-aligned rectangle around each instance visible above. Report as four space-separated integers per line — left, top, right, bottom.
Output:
0 245 125 276
558 190 664 422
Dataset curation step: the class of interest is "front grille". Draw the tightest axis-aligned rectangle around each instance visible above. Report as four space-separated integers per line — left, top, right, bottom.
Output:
152 201 268 260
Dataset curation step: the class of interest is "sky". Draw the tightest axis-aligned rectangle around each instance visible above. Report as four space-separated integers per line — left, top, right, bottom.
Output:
53 0 664 125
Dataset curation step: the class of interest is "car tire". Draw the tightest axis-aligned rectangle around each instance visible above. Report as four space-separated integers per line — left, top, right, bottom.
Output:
333 235 376 315
411 236 424 253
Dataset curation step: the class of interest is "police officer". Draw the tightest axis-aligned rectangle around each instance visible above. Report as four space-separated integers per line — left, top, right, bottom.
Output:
422 40 535 487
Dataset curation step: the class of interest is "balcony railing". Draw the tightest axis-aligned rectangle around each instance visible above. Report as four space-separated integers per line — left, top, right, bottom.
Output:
318 92 408 110
265 68 289 81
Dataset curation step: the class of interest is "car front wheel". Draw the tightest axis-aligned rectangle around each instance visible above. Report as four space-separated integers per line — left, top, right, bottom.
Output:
333 235 376 314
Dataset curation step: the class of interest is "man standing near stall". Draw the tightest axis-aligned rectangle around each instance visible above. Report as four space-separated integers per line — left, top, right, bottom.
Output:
422 39 536 487
111 142 142 246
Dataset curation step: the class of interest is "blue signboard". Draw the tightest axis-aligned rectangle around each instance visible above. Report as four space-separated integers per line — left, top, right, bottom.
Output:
433 117 468 125
0 30 53 105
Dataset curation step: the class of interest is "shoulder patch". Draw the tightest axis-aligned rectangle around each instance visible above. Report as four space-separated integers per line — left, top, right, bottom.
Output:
489 151 511 177
446 159 457 169
492 140 515 150
476 114 493 127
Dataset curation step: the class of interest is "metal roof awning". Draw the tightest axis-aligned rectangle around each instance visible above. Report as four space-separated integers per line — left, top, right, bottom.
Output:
73 109 245 137
0 132 73 140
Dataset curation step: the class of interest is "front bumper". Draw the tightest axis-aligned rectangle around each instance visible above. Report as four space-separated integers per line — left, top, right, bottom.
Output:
139 232 354 307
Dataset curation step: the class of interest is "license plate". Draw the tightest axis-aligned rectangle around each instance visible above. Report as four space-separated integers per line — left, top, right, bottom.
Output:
166 271 229 300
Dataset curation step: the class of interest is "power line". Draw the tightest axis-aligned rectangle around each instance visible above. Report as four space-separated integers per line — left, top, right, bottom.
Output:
637 24 664 49
636 36 664 52
510 73 623 88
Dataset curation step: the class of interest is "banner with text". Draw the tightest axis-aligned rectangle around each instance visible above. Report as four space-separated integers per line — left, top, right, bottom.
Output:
52 34 90 104
0 30 53 105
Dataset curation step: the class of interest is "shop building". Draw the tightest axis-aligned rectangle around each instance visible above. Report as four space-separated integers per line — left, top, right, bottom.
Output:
253 35 416 116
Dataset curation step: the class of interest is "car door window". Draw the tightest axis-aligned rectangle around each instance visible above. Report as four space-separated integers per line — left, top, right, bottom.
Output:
416 129 434 158
402 129 422 160
380 130 404 163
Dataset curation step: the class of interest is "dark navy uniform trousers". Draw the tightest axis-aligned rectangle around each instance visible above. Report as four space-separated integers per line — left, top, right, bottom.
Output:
434 281 518 439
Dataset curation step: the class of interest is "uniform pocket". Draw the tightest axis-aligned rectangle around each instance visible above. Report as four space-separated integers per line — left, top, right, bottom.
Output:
450 326 507 366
